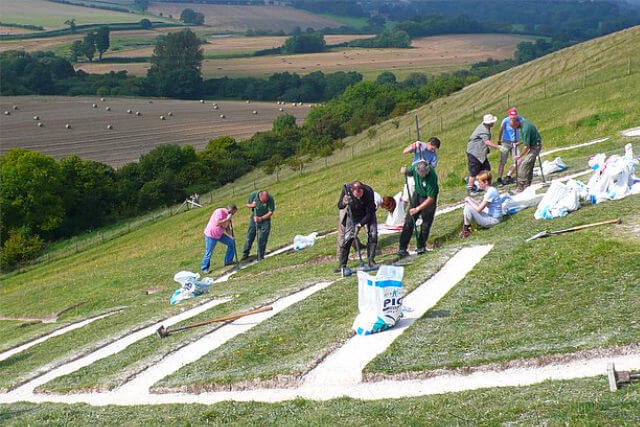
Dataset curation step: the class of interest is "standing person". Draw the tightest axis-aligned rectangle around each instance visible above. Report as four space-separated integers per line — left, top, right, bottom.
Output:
242 190 275 261
497 107 524 186
403 136 441 167
460 171 503 238
337 190 384 255
337 181 378 270
201 204 238 274
511 117 542 193
466 114 508 194
397 161 438 257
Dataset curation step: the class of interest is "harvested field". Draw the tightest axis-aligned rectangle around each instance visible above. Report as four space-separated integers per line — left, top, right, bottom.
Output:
0 0 146 29
0 25 34 35
104 34 370 58
147 3 340 33
0 96 309 166
77 33 531 79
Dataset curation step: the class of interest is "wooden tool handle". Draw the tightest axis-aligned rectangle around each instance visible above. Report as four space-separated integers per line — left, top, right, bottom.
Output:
173 306 273 332
556 218 621 234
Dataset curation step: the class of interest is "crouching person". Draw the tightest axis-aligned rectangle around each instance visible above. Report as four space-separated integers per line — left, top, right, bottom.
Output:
460 171 503 238
397 161 438 257
337 181 378 270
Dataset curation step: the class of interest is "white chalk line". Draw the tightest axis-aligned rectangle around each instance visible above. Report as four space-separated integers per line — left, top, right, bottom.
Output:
540 137 609 157
6 297 230 397
621 127 640 137
0 311 120 363
302 245 494 389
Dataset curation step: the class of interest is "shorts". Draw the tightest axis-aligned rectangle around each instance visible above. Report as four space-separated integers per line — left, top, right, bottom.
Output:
499 141 514 165
467 152 491 177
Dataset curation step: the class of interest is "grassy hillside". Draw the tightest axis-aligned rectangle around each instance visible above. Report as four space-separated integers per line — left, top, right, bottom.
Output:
1 26 639 411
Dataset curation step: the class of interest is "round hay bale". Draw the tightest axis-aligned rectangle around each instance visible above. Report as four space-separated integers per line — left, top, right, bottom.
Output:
135 111 141 116
92 104 97 108
200 99 205 103
100 97 105 101
12 105 18 110
219 114 225 118
127 109 132 114
160 115 165 120
106 106 111 111
107 124 113 130
246 100 250 104
4 111 10 116
213 105 219 110
37 122 43 127
33 115 39 120
167 112 173 116
278 107 284 112
252 110 258 114
65 123 71 129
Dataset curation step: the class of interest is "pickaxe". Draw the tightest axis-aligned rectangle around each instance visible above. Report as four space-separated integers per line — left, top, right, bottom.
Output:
525 218 621 242
607 362 640 391
157 306 273 338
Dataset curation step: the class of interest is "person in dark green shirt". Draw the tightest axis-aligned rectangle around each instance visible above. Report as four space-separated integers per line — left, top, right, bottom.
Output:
511 117 542 192
241 190 275 261
397 161 439 257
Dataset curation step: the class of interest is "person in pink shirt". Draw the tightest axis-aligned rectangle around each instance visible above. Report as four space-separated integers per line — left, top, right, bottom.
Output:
201 204 238 274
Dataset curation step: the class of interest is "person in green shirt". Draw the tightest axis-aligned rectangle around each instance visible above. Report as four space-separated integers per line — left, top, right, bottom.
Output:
241 190 275 261
397 161 439 257
511 117 542 192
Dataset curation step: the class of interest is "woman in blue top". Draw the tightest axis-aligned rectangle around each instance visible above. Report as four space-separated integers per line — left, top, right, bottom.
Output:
460 170 503 238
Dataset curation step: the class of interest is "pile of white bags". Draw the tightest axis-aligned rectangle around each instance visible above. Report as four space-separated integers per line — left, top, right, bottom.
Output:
501 186 544 215
534 156 568 176
293 232 318 251
352 265 405 335
585 144 640 204
170 271 214 305
534 181 580 219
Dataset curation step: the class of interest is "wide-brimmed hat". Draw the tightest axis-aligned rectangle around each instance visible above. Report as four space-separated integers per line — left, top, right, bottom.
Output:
483 114 497 125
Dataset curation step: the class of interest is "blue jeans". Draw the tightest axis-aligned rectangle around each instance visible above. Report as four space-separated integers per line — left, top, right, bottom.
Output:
201 234 235 272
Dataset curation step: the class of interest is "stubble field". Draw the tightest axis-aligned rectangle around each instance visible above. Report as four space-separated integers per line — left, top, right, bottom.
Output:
0 96 309 166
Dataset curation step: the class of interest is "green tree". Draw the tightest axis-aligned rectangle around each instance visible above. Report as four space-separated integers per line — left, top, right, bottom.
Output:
140 18 152 29
64 18 76 33
0 149 65 243
83 32 96 62
180 8 205 25
134 0 149 11
146 29 203 98
282 32 326 54
95 26 110 61
70 40 84 62
376 71 397 85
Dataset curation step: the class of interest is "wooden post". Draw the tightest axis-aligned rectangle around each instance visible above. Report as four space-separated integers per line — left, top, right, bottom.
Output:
544 83 547 99
232 186 234 197
253 179 256 189
507 93 510 108
582 71 586 89
351 146 354 159
439 116 443 132
276 167 279 182
627 59 631 76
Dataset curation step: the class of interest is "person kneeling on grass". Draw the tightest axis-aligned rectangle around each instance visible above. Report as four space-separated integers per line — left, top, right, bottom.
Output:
460 171 503 238
201 203 238 274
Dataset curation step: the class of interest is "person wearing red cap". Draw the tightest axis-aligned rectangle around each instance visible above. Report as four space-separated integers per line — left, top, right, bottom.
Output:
497 107 524 186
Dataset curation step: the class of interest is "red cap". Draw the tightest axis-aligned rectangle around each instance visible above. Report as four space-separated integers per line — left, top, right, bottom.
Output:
508 107 518 118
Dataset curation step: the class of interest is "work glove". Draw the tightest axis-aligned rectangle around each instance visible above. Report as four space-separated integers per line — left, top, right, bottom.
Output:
498 145 510 154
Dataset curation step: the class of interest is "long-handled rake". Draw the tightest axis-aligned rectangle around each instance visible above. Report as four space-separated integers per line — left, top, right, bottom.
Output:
157 306 273 338
525 218 621 242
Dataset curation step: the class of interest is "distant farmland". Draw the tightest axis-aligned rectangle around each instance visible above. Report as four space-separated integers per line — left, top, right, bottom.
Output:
0 96 310 166
77 33 533 80
0 0 149 29
147 3 341 33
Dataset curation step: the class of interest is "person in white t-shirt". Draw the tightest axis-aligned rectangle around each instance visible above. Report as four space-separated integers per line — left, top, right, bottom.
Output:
381 192 406 227
460 170 503 238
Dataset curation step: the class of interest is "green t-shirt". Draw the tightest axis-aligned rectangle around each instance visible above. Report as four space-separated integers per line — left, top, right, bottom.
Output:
520 118 541 147
409 164 439 198
247 190 275 217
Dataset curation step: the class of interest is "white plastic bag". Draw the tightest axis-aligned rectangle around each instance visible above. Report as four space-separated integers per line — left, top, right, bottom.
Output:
170 271 215 305
534 156 568 176
293 232 318 251
501 186 543 215
352 265 405 335
586 144 639 204
385 191 406 227
534 181 580 220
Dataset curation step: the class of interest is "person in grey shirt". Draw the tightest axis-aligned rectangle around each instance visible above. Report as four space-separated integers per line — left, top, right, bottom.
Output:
466 114 508 194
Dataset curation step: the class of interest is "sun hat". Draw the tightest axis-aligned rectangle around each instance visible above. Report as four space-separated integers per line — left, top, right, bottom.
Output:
483 114 497 125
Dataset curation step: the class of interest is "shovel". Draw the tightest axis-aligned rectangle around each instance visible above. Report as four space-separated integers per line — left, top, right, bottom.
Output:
525 218 621 242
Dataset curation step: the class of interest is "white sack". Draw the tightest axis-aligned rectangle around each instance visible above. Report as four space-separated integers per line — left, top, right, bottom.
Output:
352 265 405 335
534 181 580 220
534 156 568 176
293 232 318 251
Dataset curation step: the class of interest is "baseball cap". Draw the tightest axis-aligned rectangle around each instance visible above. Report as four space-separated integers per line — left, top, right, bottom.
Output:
508 107 518 118
483 114 497 125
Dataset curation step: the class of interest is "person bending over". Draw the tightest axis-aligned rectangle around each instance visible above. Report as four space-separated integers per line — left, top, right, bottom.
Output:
337 181 378 270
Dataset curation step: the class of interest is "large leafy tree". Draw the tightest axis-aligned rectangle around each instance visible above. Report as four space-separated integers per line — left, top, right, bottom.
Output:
146 29 203 98
95 26 110 61
83 32 96 62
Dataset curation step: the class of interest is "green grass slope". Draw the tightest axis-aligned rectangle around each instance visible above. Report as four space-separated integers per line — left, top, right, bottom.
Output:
1 26 640 396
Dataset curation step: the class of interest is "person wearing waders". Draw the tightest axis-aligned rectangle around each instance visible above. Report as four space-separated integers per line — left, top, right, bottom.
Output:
336 181 378 271
396 161 438 258
241 190 275 261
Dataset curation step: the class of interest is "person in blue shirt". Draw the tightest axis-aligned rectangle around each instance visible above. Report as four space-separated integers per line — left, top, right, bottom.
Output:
403 136 440 168
497 107 524 186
